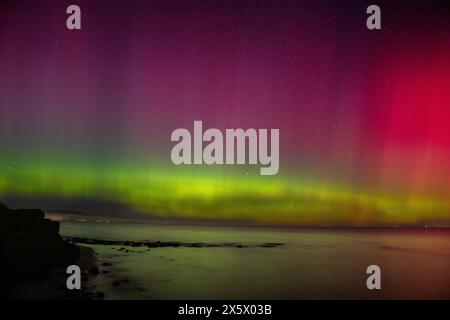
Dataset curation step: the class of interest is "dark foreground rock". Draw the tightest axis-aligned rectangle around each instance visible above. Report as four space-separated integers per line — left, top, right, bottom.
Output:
0 202 81 298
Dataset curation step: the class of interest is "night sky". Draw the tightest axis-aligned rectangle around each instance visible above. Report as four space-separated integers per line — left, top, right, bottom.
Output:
0 0 449 225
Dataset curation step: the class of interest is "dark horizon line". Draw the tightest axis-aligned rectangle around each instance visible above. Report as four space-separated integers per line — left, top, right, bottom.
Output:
45 212 450 230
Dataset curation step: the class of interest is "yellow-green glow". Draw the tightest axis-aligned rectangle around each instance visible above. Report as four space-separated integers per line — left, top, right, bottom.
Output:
1 154 449 226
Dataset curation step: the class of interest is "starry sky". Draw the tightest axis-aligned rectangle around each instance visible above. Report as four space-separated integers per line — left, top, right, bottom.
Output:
0 0 449 225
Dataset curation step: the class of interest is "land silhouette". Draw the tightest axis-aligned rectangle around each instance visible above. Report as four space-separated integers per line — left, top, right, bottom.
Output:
0 202 89 298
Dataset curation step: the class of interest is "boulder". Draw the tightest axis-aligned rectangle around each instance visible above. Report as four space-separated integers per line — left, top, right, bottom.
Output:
0 202 80 298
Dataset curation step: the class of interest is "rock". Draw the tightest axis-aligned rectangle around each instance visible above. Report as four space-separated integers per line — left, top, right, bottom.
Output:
261 242 284 248
88 266 100 275
0 202 80 298
189 243 204 248
112 280 121 287
130 242 142 247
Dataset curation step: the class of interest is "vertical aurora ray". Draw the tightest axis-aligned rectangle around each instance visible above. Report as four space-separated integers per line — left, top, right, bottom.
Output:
0 0 449 225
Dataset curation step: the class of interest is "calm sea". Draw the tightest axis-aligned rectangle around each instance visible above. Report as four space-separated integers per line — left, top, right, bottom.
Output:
60 222 450 299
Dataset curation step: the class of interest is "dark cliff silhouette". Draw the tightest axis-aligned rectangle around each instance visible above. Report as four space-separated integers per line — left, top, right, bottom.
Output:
0 202 79 298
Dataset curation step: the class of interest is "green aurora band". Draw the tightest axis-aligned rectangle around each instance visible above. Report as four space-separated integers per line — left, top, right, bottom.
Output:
1 153 449 226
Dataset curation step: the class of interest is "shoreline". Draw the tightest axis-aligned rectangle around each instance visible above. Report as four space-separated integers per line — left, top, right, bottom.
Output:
1 202 104 299
3 202 450 300
9 245 101 300
65 236 285 249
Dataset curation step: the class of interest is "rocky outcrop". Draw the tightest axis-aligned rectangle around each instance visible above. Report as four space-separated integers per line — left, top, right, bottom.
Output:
65 236 284 248
0 202 79 298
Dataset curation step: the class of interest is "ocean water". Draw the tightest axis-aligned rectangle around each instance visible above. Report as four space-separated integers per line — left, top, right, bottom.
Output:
60 222 450 299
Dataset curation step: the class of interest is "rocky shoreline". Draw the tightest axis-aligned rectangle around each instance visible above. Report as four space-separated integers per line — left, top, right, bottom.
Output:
0 202 99 299
1 201 285 299
65 236 285 249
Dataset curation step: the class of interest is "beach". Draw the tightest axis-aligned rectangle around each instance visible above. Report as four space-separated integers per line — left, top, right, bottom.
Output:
59 221 450 299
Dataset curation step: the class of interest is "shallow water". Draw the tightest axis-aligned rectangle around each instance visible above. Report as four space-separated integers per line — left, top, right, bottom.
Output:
60 222 450 299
